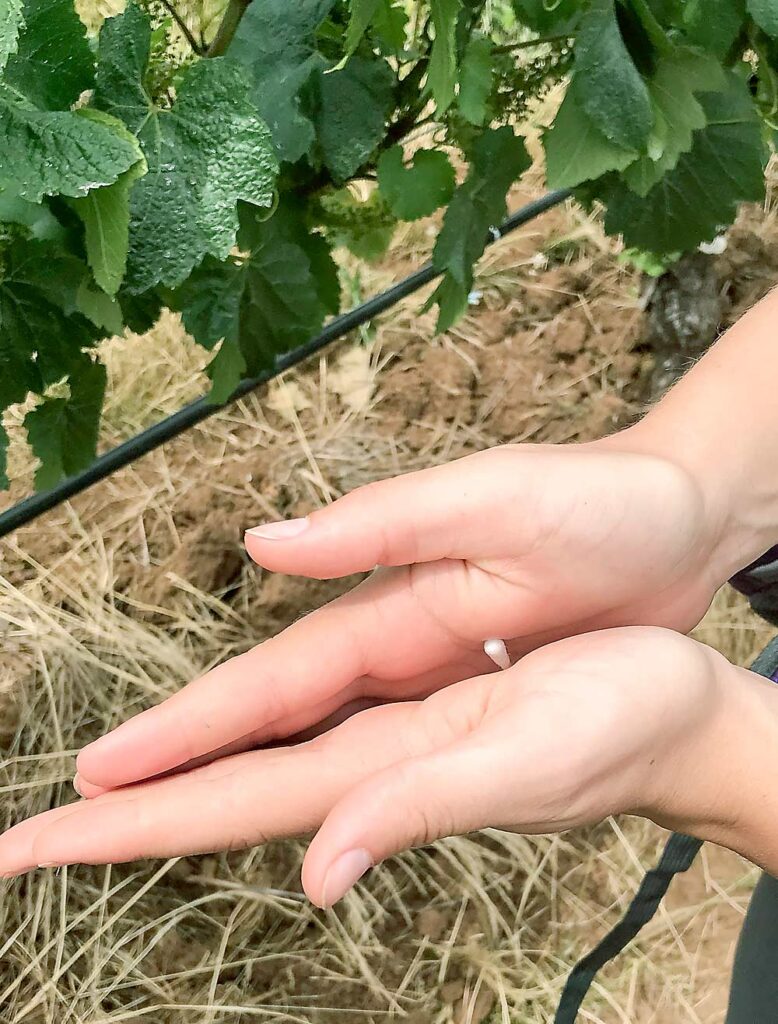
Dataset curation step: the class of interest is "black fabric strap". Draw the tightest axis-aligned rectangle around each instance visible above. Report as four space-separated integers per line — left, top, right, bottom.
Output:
554 635 778 1024
554 833 702 1023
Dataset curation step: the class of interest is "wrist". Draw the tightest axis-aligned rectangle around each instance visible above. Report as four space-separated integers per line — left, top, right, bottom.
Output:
613 414 777 586
644 650 778 874
592 422 734 594
614 289 778 582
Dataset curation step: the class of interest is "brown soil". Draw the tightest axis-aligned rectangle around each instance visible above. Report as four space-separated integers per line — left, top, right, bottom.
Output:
1 183 777 1023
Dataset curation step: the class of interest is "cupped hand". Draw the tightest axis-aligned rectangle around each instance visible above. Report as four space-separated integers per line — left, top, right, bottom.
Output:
0 628 751 903
73 439 723 798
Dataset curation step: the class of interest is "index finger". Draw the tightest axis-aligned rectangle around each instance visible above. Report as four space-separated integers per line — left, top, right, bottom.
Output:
75 567 483 791
0 697 444 874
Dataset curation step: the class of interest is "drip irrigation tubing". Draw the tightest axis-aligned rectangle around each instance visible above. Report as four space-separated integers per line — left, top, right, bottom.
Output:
0 188 571 540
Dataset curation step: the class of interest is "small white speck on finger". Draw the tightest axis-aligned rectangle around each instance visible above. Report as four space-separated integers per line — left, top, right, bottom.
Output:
484 638 511 671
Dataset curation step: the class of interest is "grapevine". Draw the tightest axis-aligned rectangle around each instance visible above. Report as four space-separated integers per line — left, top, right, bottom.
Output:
0 0 775 489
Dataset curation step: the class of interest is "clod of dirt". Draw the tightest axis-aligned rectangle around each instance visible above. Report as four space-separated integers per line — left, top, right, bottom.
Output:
441 979 467 1005
550 317 587 356
454 986 496 1024
415 907 451 941
643 251 723 398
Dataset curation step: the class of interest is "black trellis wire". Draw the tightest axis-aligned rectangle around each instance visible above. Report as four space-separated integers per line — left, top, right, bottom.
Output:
0 189 572 540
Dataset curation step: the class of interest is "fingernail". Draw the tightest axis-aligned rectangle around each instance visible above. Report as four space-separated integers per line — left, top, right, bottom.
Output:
37 862 59 869
246 517 310 541
72 774 83 797
321 849 372 908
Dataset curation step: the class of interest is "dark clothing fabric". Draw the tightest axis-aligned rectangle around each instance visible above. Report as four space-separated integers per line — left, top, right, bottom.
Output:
726 873 778 1023
726 560 778 1023
730 544 778 629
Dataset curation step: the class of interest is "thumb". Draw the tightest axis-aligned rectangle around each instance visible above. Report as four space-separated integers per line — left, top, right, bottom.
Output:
244 448 528 579
301 732 504 909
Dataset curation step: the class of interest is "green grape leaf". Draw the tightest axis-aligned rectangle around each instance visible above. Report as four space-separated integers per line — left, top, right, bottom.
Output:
77 279 124 334
574 0 653 151
0 194 67 243
69 110 147 295
0 96 140 203
429 126 530 331
0 423 8 490
343 223 394 260
623 49 726 196
544 78 637 189
94 3 278 293
4 0 93 110
342 0 407 55
286 212 341 315
174 203 336 401
250 200 340 319
232 2 393 175
458 36 493 125
0 240 102 417
683 0 744 56
748 0 778 36
599 75 766 253
24 358 106 489
372 0 408 52
118 288 165 335
0 0 22 72
91 1 148 133
344 0 382 54
312 56 394 180
511 0 579 33
428 0 461 114
230 0 337 164
317 187 395 260
269 196 341 313
206 337 247 405
378 146 456 220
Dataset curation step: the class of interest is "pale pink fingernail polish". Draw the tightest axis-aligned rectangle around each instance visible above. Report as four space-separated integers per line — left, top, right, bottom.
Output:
321 849 372 908
246 517 310 541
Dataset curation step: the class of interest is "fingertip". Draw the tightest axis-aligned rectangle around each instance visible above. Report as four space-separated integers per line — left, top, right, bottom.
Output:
300 847 323 907
76 707 177 790
323 848 373 908
0 806 77 876
244 504 375 578
244 518 312 564
303 782 384 906
29 799 128 869
303 845 374 909
73 773 107 799
75 735 108 782
0 821 37 876
245 517 311 543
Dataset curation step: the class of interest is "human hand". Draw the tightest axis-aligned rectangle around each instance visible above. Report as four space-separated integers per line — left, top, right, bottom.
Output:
3 628 774 903
72 438 724 797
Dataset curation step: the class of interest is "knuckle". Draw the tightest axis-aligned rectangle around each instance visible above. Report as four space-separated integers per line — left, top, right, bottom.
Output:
326 481 402 566
176 712 206 765
392 762 453 849
404 803 439 850
413 685 489 753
